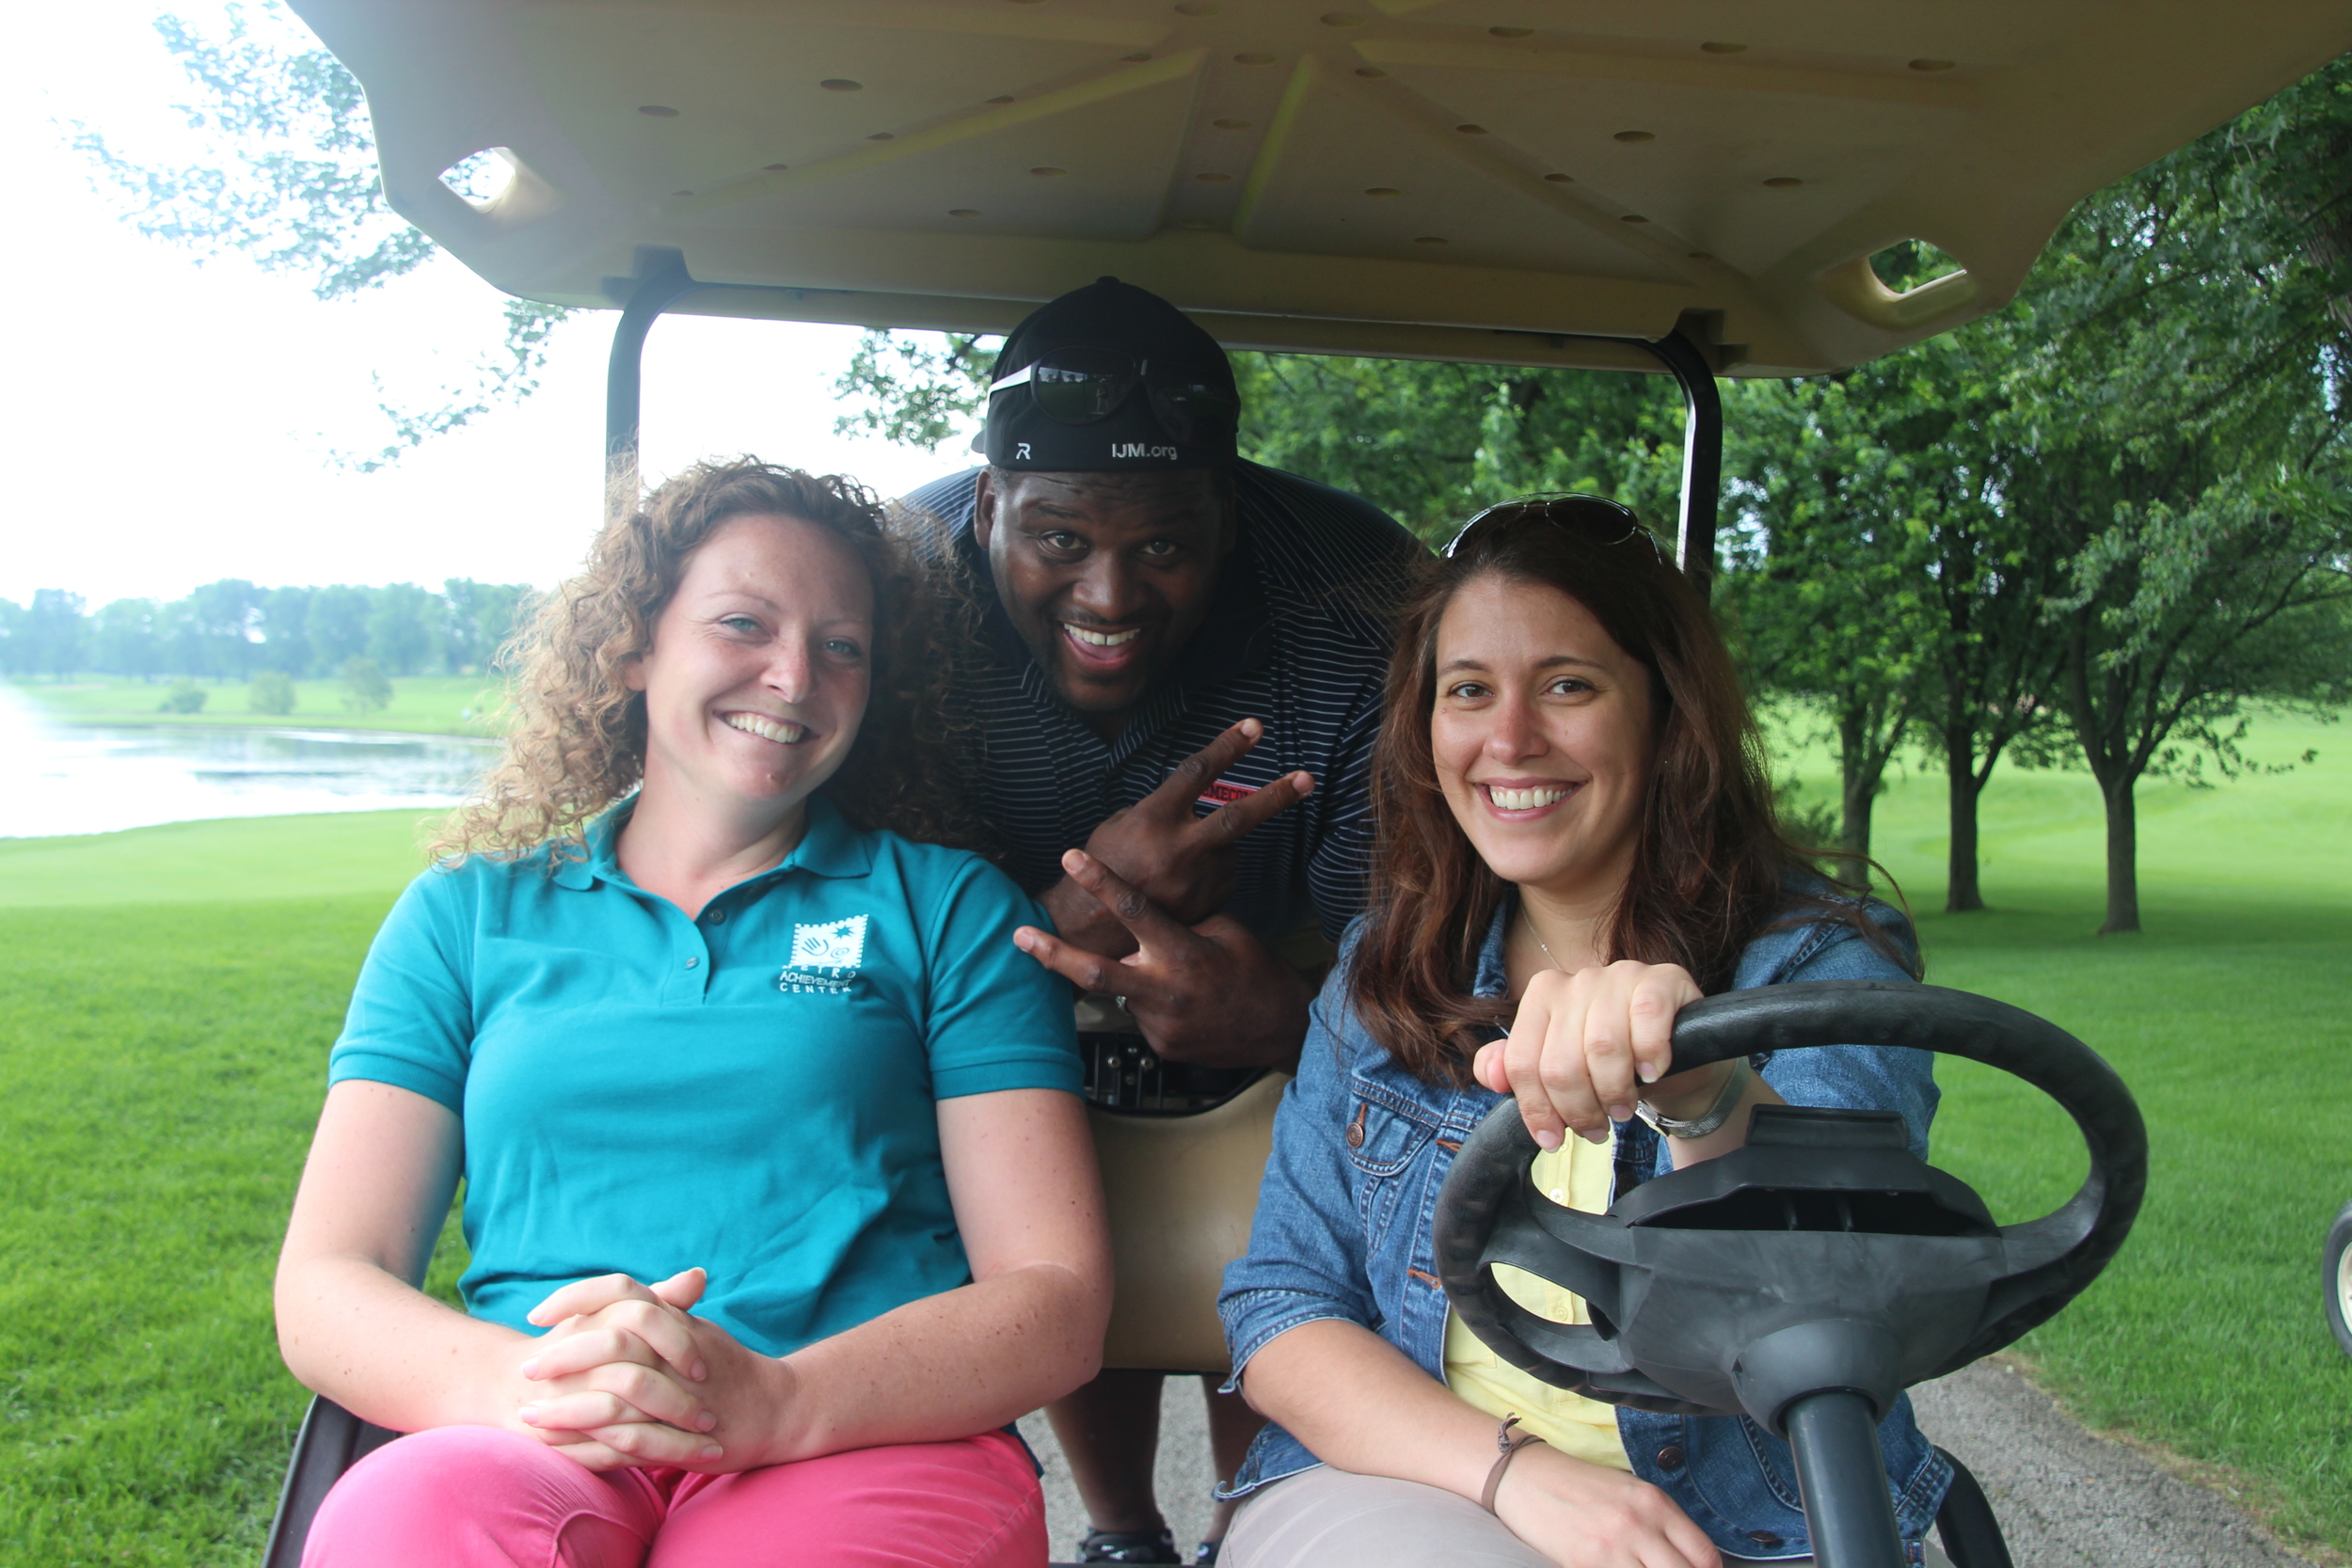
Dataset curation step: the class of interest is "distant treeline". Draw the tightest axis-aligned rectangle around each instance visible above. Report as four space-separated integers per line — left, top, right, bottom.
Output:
0 578 537 681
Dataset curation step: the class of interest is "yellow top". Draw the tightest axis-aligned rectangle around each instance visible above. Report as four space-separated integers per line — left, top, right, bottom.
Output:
1442 1132 1631 1471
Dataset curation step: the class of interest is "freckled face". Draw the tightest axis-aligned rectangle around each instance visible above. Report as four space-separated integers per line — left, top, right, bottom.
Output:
626 513 873 821
1429 574 1658 905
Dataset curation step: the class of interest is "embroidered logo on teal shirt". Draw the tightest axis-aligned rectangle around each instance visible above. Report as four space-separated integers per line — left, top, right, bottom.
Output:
780 914 867 993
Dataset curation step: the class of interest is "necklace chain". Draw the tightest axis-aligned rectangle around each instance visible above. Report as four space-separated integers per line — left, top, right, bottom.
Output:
1527 913 1568 974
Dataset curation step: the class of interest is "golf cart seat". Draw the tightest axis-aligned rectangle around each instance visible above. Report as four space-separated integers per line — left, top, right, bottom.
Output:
1079 987 1291 1374
260 1395 398 1568
1092 1079 1288 1371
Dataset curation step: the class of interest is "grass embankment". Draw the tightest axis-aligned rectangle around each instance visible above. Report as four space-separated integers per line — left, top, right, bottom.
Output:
9 674 504 736
0 715 2344 1560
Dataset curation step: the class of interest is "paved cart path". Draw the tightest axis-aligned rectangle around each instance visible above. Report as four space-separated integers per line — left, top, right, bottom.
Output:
1022 1362 2308 1566
1911 1362 2305 1568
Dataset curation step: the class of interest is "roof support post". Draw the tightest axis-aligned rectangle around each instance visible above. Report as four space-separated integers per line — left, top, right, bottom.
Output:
604 251 701 507
1641 328 1723 596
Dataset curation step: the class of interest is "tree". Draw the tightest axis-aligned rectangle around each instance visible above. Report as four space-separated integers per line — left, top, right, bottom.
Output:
1231 354 1683 545
365 582 437 675
91 598 167 682
260 585 314 675
833 332 997 452
439 578 534 673
248 667 296 714
340 656 391 713
26 590 88 681
1999 55 2352 933
1916 489 2069 914
185 578 265 679
1809 324 2068 911
2042 476 2351 932
72 2 569 469
304 584 372 674
1719 372 1940 864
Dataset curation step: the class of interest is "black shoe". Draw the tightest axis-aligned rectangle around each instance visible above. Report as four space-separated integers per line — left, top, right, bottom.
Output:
1078 1528 1180 1564
1195 1540 1223 1566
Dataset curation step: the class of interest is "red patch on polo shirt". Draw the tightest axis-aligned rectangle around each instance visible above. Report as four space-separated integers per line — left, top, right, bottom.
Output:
1196 779 1253 809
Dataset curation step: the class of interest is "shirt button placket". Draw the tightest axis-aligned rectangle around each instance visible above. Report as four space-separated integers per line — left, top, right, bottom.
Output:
677 922 714 1002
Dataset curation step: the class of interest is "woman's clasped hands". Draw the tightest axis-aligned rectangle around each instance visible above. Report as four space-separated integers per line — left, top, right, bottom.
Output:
1471 958 1720 1149
506 1266 791 1473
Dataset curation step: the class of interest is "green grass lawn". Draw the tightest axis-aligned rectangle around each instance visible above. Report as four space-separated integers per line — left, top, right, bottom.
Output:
10 674 506 737
0 816 462 1564
1788 709 2352 1550
0 715 2345 1561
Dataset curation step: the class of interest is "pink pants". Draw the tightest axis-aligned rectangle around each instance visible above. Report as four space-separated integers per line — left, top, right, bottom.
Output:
300 1424 1046 1568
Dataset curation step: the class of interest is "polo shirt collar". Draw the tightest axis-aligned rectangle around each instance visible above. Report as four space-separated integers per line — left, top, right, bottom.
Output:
548 792 873 891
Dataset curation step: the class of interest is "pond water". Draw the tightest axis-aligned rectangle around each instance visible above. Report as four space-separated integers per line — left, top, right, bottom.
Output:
0 688 496 839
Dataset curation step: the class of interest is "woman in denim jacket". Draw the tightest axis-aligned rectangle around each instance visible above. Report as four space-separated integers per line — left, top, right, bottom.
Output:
1216 499 1950 1568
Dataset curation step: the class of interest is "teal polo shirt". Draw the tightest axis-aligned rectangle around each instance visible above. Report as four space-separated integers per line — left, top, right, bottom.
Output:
328 796 1079 1358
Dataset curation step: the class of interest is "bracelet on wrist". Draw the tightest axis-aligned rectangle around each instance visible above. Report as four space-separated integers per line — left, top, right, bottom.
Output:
1634 1058 1750 1140
1481 1415 1543 1512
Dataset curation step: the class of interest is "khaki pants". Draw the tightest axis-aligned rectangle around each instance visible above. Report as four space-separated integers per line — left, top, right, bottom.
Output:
1219 1464 1957 1568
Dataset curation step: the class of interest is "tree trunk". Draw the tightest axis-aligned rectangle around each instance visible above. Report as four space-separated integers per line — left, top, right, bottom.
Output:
1837 704 1874 861
1945 709 1984 912
2099 773 2140 934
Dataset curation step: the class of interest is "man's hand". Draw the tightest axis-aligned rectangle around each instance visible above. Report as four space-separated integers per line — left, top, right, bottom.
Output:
1018 849 1311 1071
1041 719 1313 955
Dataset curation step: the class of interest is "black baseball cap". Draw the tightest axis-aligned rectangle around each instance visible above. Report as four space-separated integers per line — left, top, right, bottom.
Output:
979 278 1241 472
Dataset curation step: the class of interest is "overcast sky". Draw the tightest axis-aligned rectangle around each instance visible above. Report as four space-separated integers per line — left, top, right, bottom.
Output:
4 2 961 609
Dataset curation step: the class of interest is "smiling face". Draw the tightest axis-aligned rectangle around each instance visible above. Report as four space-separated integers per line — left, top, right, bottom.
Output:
973 467 1233 728
625 512 873 828
1429 573 1659 909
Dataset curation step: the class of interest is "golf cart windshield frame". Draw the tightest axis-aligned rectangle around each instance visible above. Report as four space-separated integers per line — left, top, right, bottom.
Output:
602 253 1723 589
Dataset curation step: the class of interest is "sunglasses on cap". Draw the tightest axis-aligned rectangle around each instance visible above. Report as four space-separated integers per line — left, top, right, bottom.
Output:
989 344 1241 441
1444 493 1666 560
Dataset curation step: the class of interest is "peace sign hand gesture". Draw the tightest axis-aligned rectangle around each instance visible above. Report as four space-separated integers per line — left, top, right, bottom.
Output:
1041 719 1313 957
1018 848 1311 1071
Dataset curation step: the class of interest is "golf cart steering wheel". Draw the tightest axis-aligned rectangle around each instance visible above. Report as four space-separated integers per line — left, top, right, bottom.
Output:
1433 980 2146 1568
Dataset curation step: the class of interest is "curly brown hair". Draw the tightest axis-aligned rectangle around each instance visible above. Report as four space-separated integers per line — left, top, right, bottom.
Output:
433 458 987 863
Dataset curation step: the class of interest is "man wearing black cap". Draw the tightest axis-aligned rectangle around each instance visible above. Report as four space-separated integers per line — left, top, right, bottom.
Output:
902 279 1420 1563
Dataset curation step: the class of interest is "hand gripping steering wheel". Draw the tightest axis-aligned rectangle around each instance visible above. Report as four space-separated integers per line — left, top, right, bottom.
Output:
1432 980 2147 1568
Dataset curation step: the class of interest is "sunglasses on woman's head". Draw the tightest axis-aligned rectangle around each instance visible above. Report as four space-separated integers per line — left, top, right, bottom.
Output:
1443 493 1664 560
988 344 1240 439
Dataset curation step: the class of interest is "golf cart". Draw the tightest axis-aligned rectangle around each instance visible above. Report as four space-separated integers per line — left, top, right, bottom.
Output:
255 3 2352 1563
2327 1203 2352 1360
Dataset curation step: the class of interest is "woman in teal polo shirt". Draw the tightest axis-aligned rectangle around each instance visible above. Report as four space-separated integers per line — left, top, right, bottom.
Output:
276 460 1110 1567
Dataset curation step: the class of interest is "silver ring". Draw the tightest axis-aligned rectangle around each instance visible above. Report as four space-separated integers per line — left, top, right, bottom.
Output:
1114 995 1129 1011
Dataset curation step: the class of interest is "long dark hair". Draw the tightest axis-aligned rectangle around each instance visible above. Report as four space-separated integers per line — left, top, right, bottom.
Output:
1349 497 1908 1084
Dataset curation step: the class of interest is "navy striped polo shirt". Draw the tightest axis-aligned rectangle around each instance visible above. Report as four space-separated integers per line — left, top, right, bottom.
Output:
902 463 1424 943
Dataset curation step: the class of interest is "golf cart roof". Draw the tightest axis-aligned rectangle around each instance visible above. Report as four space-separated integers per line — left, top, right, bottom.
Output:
294 1 2348 376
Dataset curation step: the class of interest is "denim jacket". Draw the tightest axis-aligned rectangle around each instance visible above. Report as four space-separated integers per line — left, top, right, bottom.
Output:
1217 896 1952 1562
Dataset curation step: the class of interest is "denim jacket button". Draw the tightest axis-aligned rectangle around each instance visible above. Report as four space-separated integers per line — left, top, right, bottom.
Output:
1655 1445 1685 1472
1746 1532 1783 1549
